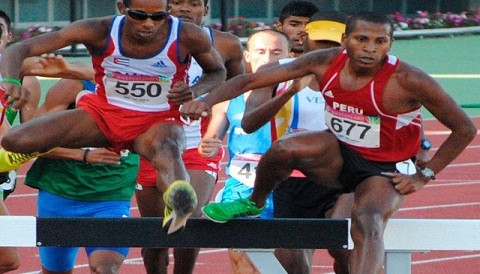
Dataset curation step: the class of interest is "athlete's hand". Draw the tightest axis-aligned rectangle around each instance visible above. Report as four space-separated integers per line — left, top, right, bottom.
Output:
83 148 122 165
1 82 30 110
180 99 210 120
29 53 68 77
382 172 429 195
198 134 222 158
168 82 193 105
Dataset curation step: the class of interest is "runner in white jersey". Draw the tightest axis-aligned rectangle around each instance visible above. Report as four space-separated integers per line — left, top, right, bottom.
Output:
0 0 227 235
133 0 244 272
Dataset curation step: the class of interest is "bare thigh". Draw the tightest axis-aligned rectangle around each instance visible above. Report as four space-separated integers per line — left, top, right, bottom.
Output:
274 130 343 189
2 109 109 153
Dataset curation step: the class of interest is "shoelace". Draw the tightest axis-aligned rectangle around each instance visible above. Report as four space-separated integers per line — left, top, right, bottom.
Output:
8 152 36 165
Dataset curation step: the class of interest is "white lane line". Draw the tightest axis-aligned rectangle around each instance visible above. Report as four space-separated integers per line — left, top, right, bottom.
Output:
399 202 480 212
412 253 480 265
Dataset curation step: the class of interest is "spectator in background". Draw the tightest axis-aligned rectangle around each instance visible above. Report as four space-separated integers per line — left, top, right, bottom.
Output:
275 1 319 57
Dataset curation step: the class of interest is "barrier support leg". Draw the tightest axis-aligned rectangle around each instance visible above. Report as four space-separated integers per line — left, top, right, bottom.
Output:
385 251 411 274
241 249 288 274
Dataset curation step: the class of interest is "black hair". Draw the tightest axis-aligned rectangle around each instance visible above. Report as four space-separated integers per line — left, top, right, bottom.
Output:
0 10 12 32
345 11 394 38
278 1 319 23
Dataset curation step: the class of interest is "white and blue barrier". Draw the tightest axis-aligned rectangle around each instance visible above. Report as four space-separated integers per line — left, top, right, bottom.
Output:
1 217 480 273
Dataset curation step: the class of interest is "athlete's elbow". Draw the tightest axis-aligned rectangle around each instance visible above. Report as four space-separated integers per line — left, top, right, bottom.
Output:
464 122 477 142
241 119 255 134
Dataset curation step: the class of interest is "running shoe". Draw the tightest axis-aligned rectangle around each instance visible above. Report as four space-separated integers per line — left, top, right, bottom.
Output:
162 180 198 234
201 198 264 223
0 148 42 172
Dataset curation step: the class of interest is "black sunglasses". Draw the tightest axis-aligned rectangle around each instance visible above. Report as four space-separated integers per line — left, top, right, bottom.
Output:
126 8 169 21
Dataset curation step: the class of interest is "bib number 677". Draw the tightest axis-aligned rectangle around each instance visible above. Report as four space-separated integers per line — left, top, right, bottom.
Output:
330 117 371 139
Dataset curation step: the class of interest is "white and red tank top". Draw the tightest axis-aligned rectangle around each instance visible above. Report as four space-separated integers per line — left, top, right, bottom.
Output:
320 50 422 162
92 15 189 112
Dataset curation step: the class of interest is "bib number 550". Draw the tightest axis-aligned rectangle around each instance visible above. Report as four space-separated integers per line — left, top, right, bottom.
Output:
115 81 162 97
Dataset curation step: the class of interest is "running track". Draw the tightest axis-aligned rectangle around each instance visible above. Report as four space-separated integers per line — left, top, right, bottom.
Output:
5 117 480 273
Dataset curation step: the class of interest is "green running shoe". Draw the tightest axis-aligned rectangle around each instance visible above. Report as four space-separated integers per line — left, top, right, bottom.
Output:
163 180 198 234
201 198 264 223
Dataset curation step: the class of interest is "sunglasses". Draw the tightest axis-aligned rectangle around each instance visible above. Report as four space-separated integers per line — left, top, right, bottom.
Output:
126 8 169 21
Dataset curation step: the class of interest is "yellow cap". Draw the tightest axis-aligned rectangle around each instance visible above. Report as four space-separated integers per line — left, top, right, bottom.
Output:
305 20 346 43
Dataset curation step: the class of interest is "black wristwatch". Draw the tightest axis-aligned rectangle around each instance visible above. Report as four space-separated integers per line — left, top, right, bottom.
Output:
420 139 432 151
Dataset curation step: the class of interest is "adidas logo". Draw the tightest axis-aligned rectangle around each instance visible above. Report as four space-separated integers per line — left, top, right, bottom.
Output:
324 90 334 98
152 60 167 68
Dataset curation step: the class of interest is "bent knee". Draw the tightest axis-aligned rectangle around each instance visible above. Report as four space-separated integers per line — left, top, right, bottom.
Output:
351 208 388 240
0 260 20 272
1 130 38 153
269 139 298 164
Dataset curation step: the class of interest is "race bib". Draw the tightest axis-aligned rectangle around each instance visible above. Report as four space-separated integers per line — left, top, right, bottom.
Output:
229 154 261 188
104 72 171 106
395 159 416 175
229 153 306 187
325 106 380 148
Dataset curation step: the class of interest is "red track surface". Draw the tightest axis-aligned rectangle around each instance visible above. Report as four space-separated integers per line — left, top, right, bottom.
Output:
5 117 480 273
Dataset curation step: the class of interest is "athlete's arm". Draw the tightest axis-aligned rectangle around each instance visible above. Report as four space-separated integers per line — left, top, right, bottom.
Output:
213 31 245 80
1 18 110 109
23 55 94 80
198 101 229 158
243 74 315 133
402 63 476 175
180 23 226 98
19 76 41 123
385 63 476 194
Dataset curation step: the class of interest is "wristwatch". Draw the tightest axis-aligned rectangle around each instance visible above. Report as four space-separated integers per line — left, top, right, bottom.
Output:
420 167 436 180
420 139 432 151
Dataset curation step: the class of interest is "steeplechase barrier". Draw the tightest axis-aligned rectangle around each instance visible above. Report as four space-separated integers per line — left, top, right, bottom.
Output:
1 217 480 273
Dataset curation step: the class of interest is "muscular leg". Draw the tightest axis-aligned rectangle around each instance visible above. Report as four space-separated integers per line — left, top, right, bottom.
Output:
173 169 216 274
274 249 312 274
135 187 169 274
349 176 404 274
327 193 354 274
263 131 342 273
133 123 189 192
250 131 342 207
88 250 125 274
1 109 110 153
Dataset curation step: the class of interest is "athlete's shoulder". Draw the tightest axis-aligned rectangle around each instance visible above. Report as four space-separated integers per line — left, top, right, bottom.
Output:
211 29 243 53
211 29 242 45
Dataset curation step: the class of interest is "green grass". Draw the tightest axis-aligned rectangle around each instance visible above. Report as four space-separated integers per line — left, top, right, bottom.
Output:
390 35 480 118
